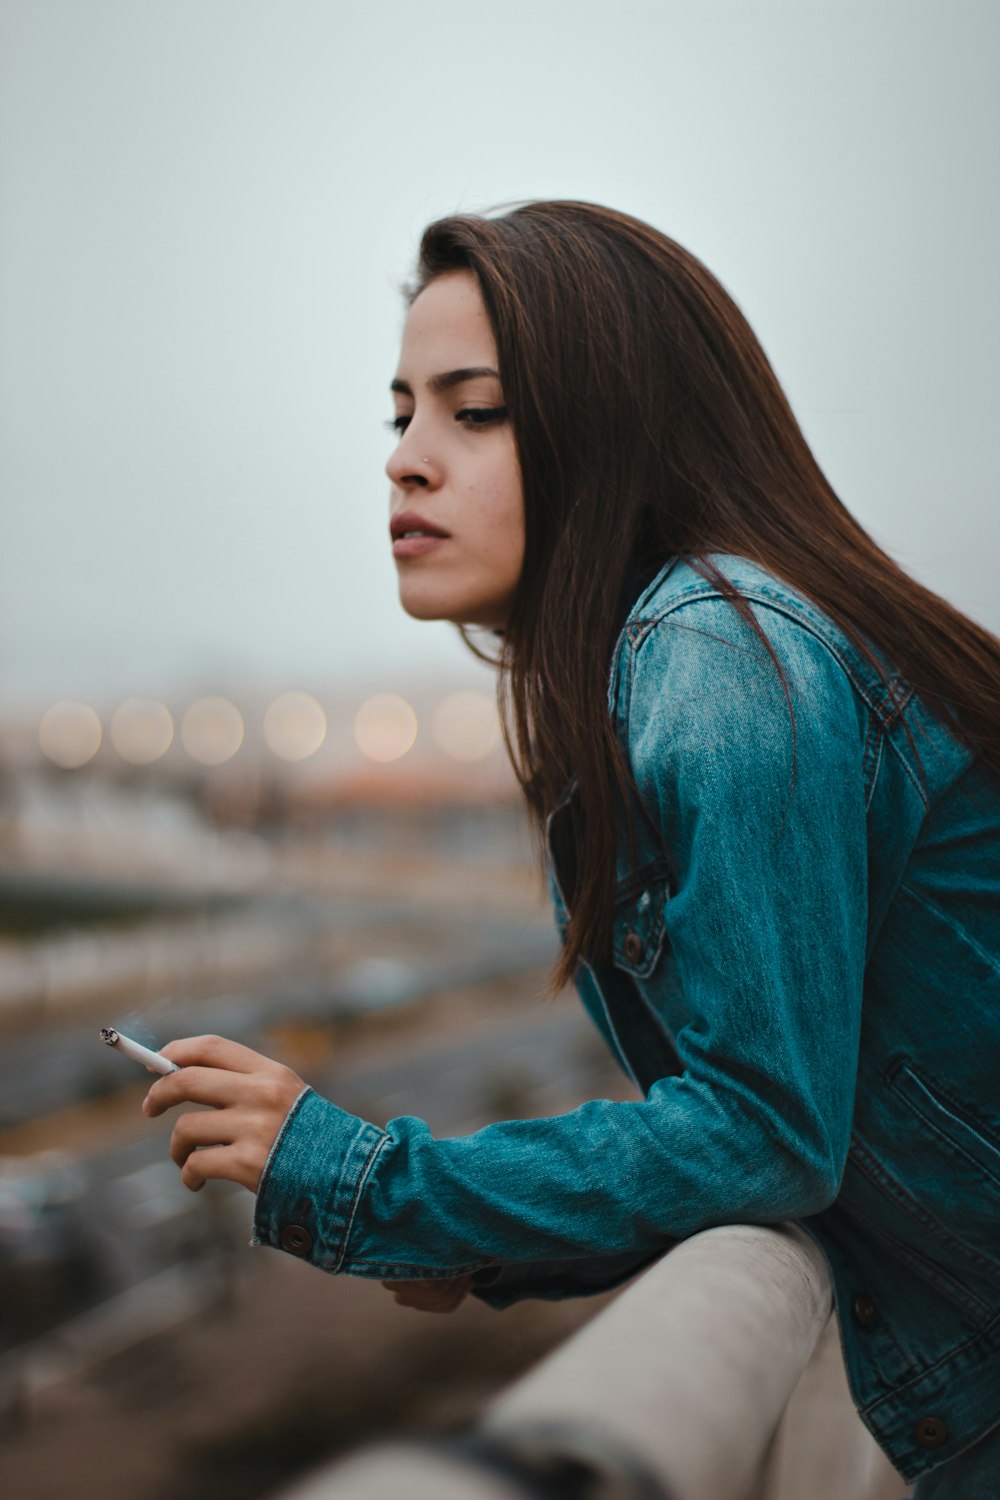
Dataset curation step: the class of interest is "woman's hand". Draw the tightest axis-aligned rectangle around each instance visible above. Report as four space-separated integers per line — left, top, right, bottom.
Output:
142 1035 306 1194
381 1275 475 1313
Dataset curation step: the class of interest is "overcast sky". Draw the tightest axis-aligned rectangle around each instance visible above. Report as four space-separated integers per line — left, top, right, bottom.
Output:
1 0 997 711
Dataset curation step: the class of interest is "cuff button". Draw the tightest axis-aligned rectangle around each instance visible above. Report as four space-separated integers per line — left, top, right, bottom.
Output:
914 1417 947 1449
281 1223 314 1256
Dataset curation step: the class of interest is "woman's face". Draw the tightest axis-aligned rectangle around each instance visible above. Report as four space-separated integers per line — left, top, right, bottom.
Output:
386 270 524 632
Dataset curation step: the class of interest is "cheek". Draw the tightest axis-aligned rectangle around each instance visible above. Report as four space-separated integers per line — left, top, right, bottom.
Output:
505 510 526 579
480 503 524 584
478 462 524 571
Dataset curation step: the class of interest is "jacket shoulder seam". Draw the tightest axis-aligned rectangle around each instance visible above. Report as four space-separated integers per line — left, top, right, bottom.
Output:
624 588 929 808
628 587 876 713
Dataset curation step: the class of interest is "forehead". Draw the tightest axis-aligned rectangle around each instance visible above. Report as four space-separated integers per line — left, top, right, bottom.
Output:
398 270 497 371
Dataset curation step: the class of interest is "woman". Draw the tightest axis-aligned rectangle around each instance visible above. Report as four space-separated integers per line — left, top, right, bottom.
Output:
144 202 1000 1494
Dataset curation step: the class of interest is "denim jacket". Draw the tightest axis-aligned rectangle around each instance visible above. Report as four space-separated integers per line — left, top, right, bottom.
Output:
254 556 1000 1482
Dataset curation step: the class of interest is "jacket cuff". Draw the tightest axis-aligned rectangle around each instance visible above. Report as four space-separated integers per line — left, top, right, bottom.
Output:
252 1088 387 1271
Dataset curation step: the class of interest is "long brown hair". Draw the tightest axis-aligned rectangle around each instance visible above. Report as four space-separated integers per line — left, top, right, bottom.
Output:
412 200 1000 989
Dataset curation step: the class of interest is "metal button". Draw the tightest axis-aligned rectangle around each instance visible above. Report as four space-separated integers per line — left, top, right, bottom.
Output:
280 1223 314 1256
914 1417 947 1449
623 931 645 964
853 1295 878 1327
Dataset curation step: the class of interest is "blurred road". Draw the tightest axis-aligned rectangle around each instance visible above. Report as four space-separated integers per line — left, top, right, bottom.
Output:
0 894 559 1129
0 832 642 1500
0 960 634 1500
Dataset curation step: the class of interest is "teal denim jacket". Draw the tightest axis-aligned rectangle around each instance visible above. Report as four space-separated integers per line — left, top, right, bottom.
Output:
254 556 1000 1483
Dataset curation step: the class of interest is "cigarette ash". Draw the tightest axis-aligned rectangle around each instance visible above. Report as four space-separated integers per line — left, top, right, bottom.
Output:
109 1007 174 1054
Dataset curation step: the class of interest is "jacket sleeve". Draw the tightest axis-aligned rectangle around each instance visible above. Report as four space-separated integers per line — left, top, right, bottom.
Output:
253 596 870 1293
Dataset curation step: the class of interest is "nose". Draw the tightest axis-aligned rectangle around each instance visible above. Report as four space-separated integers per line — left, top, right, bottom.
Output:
385 427 437 489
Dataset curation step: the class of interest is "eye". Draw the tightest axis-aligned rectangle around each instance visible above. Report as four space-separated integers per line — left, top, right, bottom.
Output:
456 406 508 427
384 415 411 435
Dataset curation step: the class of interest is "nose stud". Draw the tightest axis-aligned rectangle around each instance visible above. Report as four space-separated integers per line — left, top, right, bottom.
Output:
421 456 430 464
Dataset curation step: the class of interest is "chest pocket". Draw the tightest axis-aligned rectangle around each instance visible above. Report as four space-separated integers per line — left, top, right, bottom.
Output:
611 870 671 979
547 780 672 979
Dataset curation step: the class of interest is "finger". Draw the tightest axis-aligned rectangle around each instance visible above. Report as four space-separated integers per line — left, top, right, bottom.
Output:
394 1287 470 1312
169 1110 235 1170
177 1144 254 1193
158 1035 282 1074
382 1277 474 1312
143 1065 252 1117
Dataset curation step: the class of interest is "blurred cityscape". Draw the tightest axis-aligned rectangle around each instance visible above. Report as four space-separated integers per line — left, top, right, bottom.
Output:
0 677 632 1500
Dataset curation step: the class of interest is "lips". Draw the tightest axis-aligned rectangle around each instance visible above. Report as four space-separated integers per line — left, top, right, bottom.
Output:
390 511 451 543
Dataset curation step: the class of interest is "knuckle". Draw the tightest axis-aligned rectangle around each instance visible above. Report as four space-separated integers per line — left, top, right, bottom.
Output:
234 1142 257 1174
181 1159 202 1191
170 1113 199 1163
264 1068 294 1101
262 1076 294 1111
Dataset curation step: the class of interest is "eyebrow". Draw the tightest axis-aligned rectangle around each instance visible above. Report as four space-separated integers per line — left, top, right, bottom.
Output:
390 366 501 397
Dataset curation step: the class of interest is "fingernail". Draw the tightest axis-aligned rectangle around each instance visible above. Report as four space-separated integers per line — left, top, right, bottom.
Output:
141 1095 150 1114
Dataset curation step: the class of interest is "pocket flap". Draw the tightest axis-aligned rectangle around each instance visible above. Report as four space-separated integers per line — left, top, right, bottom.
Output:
611 870 670 978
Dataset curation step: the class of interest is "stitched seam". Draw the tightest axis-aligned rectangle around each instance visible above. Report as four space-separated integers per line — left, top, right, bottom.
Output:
632 587 897 729
864 719 884 811
612 871 670 978
883 682 915 725
629 588 929 807
611 936 667 980
613 860 671 904
894 1060 1000 1151
613 638 674 874
839 1191 993 1320
848 1139 999 1280
898 883 1000 978
894 1092 1000 1191
862 1307 1000 1418
888 1067 1000 1189
581 957 639 1084
861 708 875 787
331 1128 391 1274
256 1086 313 1205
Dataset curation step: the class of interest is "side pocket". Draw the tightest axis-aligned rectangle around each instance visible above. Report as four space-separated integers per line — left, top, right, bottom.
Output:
841 1056 1000 1304
888 1061 1000 1192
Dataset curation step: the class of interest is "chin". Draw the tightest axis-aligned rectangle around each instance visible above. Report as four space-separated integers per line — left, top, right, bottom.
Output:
398 587 452 623
398 584 506 630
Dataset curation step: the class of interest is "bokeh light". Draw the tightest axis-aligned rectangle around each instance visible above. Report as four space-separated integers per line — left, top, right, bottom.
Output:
180 697 244 766
110 697 174 765
263 692 327 762
38 700 103 768
354 694 418 763
431 690 501 762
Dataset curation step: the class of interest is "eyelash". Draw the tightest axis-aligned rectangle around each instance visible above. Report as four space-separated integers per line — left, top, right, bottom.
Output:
384 406 508 436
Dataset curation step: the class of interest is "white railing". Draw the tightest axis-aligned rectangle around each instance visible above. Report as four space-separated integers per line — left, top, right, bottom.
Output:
271 1223 909 1500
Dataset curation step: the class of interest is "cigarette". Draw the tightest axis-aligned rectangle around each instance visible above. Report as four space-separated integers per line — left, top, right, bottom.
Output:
100 1027 179 1075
